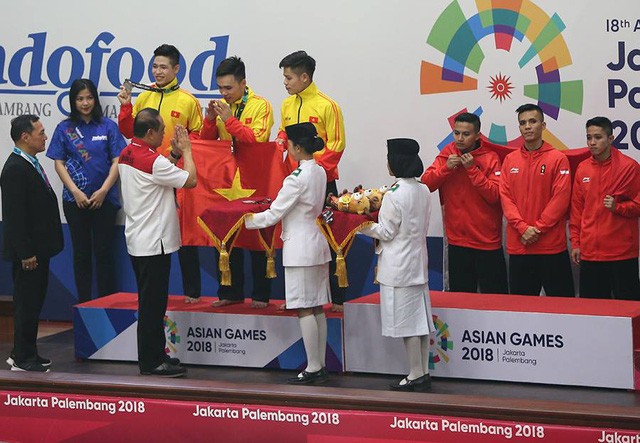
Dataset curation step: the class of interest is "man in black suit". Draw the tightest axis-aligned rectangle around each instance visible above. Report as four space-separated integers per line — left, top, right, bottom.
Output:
1 114 63 372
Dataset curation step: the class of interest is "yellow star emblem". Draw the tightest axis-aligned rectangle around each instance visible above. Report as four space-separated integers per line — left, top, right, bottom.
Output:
214 168 256 201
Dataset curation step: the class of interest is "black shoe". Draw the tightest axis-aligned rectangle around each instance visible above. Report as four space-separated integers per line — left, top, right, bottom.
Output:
140 362 186 378
162 355 181 366
11 361 50 373
390 374 431 392
287 368 328 385
7 354 51 367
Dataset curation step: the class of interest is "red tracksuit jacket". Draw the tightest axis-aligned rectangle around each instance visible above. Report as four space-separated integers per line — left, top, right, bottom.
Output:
500 142 571 255
570 148 640 261
421 141 503 250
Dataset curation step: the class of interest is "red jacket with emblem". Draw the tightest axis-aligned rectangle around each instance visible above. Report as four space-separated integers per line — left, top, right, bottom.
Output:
500 142 571 255
421 141 503 250
570 148 640 261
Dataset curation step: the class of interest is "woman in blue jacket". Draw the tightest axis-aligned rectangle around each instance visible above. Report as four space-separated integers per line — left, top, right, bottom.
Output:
47 79 126 302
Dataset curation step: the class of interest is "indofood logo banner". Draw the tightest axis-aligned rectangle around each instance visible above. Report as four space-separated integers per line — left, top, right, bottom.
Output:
0 32 228 117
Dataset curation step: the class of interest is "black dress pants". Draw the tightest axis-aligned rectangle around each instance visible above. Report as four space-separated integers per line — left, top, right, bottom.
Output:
448 245 508 294
131 253 171 372
579 258 640 300
63 201 118 302
326 180 345 305
178 246 201 298
216 249 272 302
12 257 50 364
509 251 575 297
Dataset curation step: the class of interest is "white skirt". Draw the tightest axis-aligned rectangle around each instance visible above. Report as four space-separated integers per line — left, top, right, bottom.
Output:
380 283 435 338
285 264 331 309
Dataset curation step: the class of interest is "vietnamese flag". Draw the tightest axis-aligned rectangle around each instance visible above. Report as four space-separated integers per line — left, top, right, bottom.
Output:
234 141 293 201
178 140 290 248
234 141 292 249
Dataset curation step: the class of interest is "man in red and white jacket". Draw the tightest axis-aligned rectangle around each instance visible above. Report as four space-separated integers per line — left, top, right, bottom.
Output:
422 113 507 293
570 116 640 300
500 104 574 297
118 108 197 377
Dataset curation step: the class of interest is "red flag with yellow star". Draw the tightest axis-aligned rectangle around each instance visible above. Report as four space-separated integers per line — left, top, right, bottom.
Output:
178 140 290 247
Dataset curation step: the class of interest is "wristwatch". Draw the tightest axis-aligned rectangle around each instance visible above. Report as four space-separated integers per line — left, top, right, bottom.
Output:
170 150 182 160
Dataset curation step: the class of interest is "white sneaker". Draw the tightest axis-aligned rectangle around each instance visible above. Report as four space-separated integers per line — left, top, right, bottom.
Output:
11 361 50 372
7 355 52 368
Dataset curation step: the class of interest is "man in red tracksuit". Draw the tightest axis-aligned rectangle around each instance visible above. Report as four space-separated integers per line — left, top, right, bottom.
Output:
422 113 507 293
500 104 574 296
570 116 640 300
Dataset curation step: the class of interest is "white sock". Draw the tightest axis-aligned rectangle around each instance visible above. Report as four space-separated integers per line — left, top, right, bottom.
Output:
299 314 321 373
403 336 424 380
420 334 430 375
315 312 327 368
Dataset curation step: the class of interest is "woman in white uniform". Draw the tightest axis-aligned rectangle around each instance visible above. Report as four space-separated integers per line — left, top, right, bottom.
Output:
245 122 331 384
360 138 435 391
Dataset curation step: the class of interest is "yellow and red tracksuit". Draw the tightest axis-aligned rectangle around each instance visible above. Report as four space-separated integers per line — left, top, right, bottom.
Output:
500 142 571 255
421 141 503 250
199 86 273 143
570 148 640 261
118 78 203 156
277 82 345 182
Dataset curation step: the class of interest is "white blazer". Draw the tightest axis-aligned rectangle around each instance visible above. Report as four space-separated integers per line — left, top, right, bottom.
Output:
245 159 331 267
361 177 431 286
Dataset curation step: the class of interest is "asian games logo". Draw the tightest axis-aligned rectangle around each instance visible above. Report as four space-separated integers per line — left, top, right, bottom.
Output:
164 315 181 354
421 0 583 150
430 315 454 370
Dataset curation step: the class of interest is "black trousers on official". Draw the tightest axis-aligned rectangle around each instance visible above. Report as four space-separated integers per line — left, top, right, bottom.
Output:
448 245 508 294
216 248 272 302
509 251 575 297
131 253 171 372
12 257 50 364
579 258 640 300
63 201 118 303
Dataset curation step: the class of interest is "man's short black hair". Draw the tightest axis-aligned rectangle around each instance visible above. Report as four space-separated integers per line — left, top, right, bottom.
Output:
133 108 161 138
153 44 181 67
279 50 316 80
516 103 545 121
10 114 39 142
586 116 613 137
216 56 246 82
454 112 481 133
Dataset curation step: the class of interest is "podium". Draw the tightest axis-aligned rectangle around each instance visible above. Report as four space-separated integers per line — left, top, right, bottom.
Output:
74 293 344 372
344 291 640 390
